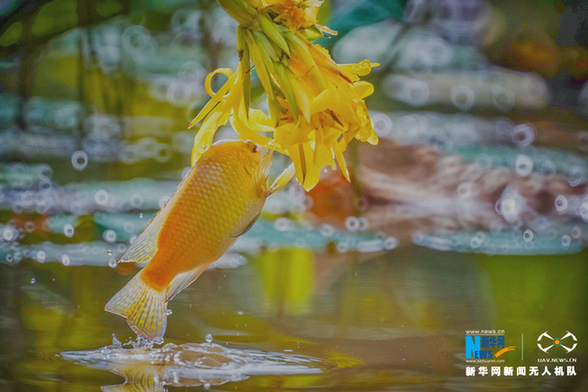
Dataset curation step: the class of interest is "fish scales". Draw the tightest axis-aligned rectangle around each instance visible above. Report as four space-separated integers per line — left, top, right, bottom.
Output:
105 140 274 342
143 144 262 289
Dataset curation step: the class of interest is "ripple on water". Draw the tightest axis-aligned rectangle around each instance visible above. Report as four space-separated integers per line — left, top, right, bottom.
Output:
60 341 323 389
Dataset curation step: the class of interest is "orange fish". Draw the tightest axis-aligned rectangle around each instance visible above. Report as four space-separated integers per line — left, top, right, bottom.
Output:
105 140 286 342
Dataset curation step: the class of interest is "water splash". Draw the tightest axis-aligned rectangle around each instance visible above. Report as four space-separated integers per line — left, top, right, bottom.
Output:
61 341 323 390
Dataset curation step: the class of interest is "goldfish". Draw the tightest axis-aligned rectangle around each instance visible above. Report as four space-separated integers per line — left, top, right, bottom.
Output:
105 140 287 343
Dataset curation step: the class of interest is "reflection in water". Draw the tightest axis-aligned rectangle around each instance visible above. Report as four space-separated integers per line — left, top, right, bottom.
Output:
3 246 588 391
62 340 322 391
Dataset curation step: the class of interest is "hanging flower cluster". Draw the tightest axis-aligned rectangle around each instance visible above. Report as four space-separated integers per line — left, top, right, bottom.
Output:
190 0 378 191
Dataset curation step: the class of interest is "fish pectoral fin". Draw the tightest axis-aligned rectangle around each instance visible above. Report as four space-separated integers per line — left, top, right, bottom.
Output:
104 272 167 343
267 163 295 196
253 150 273 196
165 265 207 302
230 212 260 238
120 209 169 264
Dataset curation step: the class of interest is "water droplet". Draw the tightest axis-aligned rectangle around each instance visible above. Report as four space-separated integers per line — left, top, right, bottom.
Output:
567 166 587 187
523 229 534 242
571 226 581 239
166 309 173 316
103 229 117 243
492 86 515 111
107 249 113 256
205 333 213 343
129 193 144 209
108 259 117 268
3 227 15 242
319 224 335 237
71 150 88 171
371 112 393 137
561 234 571 248
470 232 487 249
111 333 122 349
384 237 398 250
30 278 36 284
515 154 533 177
470 238 482 249
580 199 588 221
457 182 472 198
345 216 360 232
36 251 46 263
498 185 524 222
203 383 211 390
358 217 369 231
95 190 109 206
21 191 33 207
512 124 536 147
336 242 349 253
63 223 75 238
555 195 568 213
24 221 34 232
450 84 475 111
61 254 70 266
139 213 143 219
123 221 135 234
5 254 13 262
540 159 556 177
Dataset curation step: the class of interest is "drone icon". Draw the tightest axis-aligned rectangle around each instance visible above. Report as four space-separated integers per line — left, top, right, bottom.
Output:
537 331 577 353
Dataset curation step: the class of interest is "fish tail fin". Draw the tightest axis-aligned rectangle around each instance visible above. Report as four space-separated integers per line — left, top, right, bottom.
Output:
105 272 167 343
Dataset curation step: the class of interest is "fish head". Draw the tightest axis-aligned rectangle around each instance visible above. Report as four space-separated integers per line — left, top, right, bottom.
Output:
211 140 273 198
243 140 273 198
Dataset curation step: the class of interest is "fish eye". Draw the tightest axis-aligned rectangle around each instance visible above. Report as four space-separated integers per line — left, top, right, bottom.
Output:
251 143 258 153
246 141 256 152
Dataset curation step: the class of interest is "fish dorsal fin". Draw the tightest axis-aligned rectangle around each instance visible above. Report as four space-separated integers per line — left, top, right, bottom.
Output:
230 212 260 238
119 211 168 263
120 170 192 263
165 265 208 302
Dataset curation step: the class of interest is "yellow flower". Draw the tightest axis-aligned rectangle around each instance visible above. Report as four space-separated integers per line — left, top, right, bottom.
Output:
190 0 379 191
265 0 322 31
188 67 245 164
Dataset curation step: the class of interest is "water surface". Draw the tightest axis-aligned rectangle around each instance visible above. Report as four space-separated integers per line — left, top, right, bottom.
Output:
2 245 587 391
